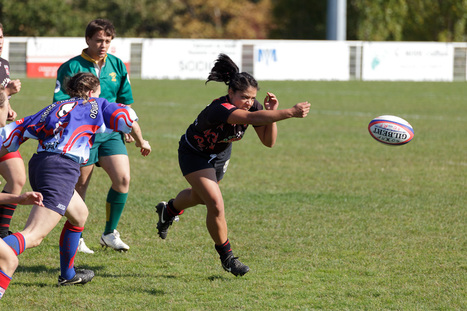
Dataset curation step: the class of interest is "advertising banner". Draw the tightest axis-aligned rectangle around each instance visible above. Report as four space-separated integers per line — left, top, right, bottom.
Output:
252 40 350 81
362 42 454 81
26 38 131 78
141 39 242 79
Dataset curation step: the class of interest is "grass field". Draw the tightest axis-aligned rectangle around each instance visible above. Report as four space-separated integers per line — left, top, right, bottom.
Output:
1 78 465 310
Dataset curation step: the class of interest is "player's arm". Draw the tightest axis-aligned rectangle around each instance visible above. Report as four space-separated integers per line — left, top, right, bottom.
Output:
0 191 44 206
253 92 279 147
129 121 151 156
227 101 310 126
6 103 17 121
117 71 135 143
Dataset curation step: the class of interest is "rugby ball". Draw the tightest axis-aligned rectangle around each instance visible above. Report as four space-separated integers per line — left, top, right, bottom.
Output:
368 115 414 145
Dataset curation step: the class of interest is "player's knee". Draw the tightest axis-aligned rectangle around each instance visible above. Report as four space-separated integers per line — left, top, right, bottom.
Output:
206 199 224 217
13 174 26 189
2 174 26 194
8 254 18 271
113 173 130 192
1 253 18 275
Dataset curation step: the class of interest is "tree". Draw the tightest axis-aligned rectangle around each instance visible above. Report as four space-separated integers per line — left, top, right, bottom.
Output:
1 0 466 41
269 0 327 39
170 0 272 39
347 0 467 41
0 0 86 36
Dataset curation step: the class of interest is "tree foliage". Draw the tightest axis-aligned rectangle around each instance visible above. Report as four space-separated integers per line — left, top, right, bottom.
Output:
0 0 466 41
347 0 467 41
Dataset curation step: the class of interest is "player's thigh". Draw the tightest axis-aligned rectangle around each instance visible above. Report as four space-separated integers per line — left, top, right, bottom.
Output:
99 154 130 187
184 168 224 211
0 157 26 190
75 164 94 199
22 205 62 248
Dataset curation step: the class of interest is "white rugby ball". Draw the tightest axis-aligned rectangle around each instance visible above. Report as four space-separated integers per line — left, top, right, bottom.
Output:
368 115 414 145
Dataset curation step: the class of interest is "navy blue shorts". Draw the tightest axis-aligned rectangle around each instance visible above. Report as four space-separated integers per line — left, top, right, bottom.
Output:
178 135 232 182
29 152 81 215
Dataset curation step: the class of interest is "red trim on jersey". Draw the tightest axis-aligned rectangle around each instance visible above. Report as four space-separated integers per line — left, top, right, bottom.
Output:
221 103 236 110
62 124 100 154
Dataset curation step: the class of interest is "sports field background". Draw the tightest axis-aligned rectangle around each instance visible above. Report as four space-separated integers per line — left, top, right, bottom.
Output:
1 78 466 310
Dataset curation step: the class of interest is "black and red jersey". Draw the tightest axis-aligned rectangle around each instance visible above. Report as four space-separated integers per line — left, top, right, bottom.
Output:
0 57 11 88
185 95 263 154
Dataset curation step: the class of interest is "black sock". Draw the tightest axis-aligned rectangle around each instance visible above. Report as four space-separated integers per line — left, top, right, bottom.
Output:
215 239 233 262
167 199 183 217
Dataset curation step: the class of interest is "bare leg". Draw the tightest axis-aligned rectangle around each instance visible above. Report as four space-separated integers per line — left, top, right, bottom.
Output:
20 190 89 249
0 240 17 276
0 158 26 195
183 169 227 245
75 164 94 200
98 154 130 193
172 187 204 210
0 158 26 236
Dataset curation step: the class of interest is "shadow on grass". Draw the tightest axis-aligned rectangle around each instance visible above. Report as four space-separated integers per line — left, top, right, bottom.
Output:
16 264 105 275
143 288 165 296
207 275 230 281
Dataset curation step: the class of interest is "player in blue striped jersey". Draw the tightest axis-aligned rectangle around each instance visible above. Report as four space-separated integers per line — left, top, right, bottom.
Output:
0 72 150 287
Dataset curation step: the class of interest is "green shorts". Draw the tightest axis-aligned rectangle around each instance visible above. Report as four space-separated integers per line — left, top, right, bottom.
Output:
84 132 128 166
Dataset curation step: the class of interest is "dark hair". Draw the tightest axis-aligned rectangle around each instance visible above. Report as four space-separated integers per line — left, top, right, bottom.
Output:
66 72 100 99
85 19 116 39
206 54 258 93
0 23 3 32
0 86 6 108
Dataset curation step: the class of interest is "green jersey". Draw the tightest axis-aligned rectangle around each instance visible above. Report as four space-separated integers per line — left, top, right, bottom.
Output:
54 50 133 105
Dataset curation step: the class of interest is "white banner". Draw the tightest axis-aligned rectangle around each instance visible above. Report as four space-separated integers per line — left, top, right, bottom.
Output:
25 37 131 63
25 37 131 78
362 42 454 81
252 40 349 81
141 39 242 79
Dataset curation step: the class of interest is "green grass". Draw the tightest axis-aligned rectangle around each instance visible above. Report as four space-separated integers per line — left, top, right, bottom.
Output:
1 79 466 310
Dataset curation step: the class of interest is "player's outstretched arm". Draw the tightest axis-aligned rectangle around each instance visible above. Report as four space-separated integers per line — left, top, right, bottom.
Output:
228 101 310 126
129 121 151 156
0 191 44 206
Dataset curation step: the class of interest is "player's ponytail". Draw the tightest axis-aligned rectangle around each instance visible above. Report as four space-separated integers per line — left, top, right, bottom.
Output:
66 72 100 100
206 54 259 93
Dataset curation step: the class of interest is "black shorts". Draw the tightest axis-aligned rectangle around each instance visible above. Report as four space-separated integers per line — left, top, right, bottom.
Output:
29 152 80 216
178 135 232 182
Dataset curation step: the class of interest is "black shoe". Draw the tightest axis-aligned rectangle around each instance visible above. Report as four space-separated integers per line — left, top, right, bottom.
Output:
58 269 94 286
156 201 178 239
222 254 250 276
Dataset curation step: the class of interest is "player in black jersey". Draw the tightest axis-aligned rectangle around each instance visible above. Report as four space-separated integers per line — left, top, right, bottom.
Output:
156 54 310 276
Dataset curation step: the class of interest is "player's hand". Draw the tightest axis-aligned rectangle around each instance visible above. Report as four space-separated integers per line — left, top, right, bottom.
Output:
7 108 17 121
6 79 21 96
264 92 279 110
292 101 311 118
136 140 151 156
124 133 135 143
18 191 44 206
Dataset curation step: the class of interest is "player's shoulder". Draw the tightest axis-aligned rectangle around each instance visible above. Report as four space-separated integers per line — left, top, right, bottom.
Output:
106 53 125 65
213 96 236 111
58 55 86 71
